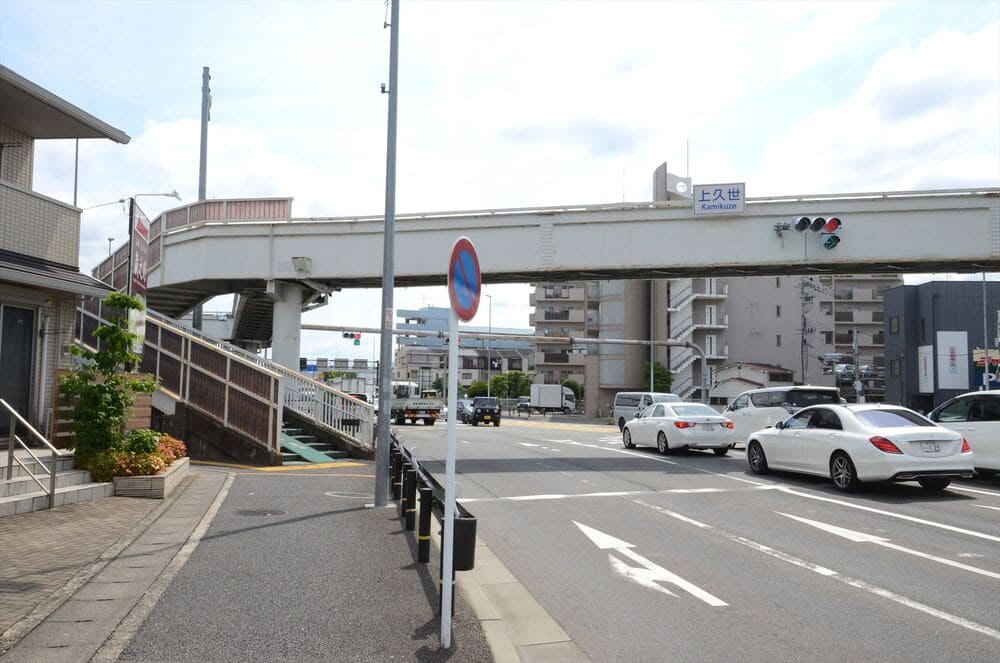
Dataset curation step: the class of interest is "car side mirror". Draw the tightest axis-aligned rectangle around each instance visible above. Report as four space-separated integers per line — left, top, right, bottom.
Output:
634 412 641 418
773 421 784 430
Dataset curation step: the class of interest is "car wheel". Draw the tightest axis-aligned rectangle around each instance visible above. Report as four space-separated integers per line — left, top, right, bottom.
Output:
472 419 478 427
623 429 635 449
918 478 951 491
395 416 405 426
656 432 669 455
713 447 729 457
494 420 500 427
747 441 769 474
618 417 626 432
424 418 435 426
830 452 860 492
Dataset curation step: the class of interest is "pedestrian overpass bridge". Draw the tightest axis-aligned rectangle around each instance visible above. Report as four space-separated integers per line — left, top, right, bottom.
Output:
94 188 999 370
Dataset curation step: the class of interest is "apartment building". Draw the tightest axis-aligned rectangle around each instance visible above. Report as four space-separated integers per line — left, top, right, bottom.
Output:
393 307 533 393
0 66 129 436
530 163 901 413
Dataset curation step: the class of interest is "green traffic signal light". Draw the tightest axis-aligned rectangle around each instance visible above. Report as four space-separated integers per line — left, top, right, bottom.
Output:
823 234 840 250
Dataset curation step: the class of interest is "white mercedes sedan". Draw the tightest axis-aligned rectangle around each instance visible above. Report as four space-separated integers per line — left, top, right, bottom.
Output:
623 403 735 455
746 404 974 492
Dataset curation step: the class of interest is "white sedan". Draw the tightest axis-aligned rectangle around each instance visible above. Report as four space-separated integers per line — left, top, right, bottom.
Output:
746 404 974 492
623 403 735 455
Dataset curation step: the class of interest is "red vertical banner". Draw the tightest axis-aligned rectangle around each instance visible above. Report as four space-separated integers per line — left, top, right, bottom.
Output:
129 199 150 296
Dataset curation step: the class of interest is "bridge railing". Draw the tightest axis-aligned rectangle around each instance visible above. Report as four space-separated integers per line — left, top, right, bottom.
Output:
143 309 375 450
74 303 284 453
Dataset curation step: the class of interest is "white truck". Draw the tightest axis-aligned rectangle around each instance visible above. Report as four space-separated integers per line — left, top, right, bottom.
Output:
389 381 443 426
529 384 576 414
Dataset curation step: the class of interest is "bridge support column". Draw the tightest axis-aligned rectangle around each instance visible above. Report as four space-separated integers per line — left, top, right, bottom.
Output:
271 281 303 371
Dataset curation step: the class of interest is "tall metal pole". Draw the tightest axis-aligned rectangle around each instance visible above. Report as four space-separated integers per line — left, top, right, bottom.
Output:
193 66 211 331
375 0 400 509
983 273 991 390
649 281 655 392
486 294 492 397
441 308 459 648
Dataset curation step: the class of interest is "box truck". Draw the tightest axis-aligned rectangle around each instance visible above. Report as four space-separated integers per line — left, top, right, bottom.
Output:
529 384 576 413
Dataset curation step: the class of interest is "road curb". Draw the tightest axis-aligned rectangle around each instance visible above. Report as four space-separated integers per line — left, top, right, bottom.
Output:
430 526 589 662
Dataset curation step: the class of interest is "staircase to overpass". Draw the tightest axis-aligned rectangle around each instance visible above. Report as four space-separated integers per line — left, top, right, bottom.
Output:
74 300 374 466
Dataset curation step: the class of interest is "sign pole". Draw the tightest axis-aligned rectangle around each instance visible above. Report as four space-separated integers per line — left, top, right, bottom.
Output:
441 308 459 648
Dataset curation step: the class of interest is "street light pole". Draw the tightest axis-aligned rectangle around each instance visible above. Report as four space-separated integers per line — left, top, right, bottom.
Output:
486 294 492 397
107 237 113 256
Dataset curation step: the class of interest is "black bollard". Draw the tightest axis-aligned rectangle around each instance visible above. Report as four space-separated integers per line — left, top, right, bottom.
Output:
392 453 403 501
388 447 398 499
417 487 432 563
399 461 411 518
404 468 417 531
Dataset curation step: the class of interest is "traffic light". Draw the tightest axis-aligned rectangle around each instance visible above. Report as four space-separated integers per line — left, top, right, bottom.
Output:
342 332 352 339
353 332 361 346
794 216 841 250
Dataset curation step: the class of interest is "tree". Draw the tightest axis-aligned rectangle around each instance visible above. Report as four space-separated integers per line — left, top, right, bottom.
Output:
506 371 532 397
490 374 509 399
561 379 583 400
432 375 446 397
60 293 158 463
641 361 673 393
465 380 488 398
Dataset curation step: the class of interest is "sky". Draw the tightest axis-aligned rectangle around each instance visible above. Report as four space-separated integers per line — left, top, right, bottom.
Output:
2 0 998 361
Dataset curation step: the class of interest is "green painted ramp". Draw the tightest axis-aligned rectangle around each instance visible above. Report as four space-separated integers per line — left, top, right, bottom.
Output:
280 433 335 463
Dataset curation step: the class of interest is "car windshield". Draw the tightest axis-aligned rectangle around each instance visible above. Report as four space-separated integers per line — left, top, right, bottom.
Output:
474 398 498 407
854 409 935 428
669 404 718 417
652 394 681 403
787 390 841 407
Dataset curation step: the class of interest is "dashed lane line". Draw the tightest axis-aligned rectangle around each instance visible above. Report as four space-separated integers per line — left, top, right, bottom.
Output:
632 498 1000 642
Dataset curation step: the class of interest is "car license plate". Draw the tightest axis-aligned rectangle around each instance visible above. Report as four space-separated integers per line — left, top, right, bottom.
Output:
920 441 941 453
700 424 715 430
484 415 492 421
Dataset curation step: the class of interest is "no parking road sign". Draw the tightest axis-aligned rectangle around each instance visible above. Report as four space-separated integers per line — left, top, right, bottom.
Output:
448 237 481 322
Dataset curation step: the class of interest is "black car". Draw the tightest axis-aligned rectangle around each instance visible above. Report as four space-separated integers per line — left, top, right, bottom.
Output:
455 399 474 423
471 397 501 427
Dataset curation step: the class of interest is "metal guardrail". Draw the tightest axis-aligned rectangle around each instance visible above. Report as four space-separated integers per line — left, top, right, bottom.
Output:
3 398 64 509
389 435 476 615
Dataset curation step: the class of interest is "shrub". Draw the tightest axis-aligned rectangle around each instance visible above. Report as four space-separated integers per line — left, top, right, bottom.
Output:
60 293 157 463
157 435 187 462
126 429 163 455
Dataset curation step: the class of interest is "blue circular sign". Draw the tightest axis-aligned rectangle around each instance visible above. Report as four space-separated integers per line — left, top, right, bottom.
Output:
448 237 480 322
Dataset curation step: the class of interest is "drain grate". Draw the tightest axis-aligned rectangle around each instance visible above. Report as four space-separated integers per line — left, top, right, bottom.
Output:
235 509 287 517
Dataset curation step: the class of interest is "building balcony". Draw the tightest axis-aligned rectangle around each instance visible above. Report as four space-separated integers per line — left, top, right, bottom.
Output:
535 351 587 366
534 286 587 303
1 180 81 266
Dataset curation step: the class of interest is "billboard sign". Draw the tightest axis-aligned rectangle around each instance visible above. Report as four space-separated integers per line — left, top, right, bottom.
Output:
917 345 934 393
129 200 150 296
693 183 745 216
937 331 969 391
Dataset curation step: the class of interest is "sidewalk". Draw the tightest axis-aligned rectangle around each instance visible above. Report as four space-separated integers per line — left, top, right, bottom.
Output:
0 464 497 662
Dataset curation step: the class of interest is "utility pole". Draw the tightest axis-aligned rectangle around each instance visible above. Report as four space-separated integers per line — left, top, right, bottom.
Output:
193 66 211 331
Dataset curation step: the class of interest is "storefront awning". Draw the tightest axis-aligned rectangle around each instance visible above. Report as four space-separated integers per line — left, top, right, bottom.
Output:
0 249 113 298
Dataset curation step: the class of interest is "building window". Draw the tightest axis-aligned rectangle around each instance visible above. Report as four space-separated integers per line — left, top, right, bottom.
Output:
823 331 833 344
462 372 473 380
889 316 899 334
776 305 781 318
776 334 782 347
889 359 900 377
709 396 729 406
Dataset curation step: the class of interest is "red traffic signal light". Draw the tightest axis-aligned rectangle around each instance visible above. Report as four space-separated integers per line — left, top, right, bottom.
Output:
823 217 841 233
353 333 361 346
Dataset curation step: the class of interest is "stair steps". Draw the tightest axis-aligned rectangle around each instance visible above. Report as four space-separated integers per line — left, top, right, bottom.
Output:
0 451 113 518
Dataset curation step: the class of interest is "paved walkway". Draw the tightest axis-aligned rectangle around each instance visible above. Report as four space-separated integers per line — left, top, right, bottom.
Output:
0 460 562 662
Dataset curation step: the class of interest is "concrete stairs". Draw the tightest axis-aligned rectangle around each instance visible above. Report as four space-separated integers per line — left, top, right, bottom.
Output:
280 428 351 465
0 451 113 517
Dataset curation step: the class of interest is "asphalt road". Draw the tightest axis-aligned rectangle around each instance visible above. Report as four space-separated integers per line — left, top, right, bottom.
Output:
397 417 1000 663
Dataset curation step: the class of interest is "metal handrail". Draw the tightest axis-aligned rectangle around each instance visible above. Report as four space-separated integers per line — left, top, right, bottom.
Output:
3 398 62 509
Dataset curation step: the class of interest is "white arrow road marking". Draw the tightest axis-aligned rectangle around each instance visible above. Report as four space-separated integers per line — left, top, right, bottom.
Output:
777 512 1000 581
632 499 1000 641
573 521 728 607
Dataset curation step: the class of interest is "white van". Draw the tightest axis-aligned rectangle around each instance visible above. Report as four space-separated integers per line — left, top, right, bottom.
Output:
724 386 842 445
613 392 682 431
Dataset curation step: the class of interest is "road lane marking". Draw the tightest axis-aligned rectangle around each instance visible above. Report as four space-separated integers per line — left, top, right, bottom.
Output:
574 521 727 607
518 442 540 447
950 485 1000 497
973 504 1000 512
632 499 1000 641
773 486 1000 543
778 512 1000 581
458 485 779 503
